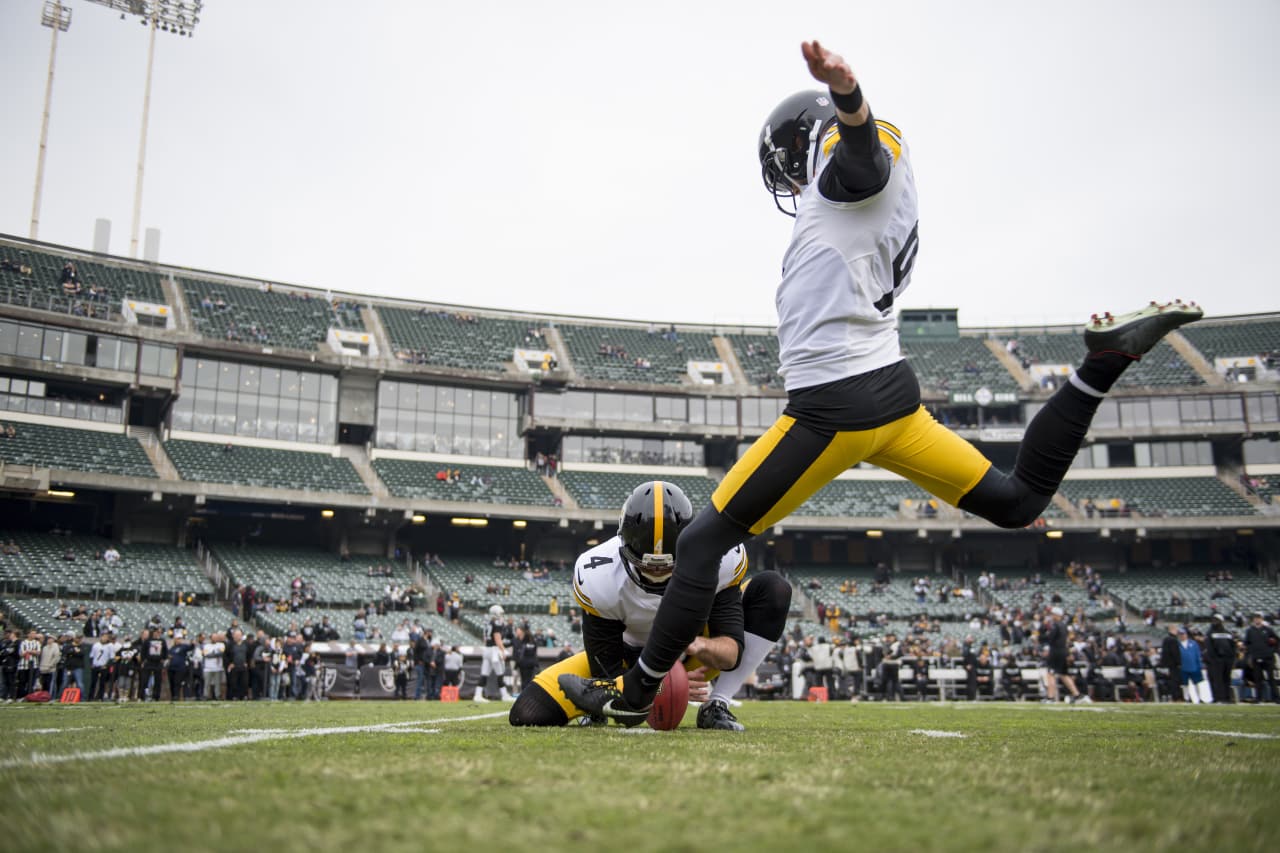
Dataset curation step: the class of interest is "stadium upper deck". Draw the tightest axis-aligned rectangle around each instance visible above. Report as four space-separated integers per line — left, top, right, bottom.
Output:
1 232 1278 552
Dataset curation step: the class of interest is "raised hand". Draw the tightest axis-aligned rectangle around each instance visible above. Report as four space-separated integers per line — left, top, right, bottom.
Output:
801 40 857 94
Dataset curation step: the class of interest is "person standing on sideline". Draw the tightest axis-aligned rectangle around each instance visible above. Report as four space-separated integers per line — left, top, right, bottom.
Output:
1041 608 1086 704
1205 615 1237 704
1243 612 1279 703
1158 624 1182 702
202 633 226 701
559 38 1202 720
1178 627 1211 704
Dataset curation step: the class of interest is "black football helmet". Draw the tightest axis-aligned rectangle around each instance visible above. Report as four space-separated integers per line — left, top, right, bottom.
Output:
758 89 837 216
618 481 694 593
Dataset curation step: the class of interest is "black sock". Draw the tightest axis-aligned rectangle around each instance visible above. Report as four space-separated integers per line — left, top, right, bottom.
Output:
1075 351 1134 395
1013 382 1102 496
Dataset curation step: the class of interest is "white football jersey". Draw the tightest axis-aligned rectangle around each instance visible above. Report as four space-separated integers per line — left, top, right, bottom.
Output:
571 535 748 649
776 121 919 391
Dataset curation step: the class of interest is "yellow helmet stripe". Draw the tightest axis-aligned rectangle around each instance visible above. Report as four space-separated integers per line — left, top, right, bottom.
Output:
652 481 664 554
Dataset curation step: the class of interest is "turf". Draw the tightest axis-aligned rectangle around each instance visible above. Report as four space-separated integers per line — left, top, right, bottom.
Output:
1 700 1277 853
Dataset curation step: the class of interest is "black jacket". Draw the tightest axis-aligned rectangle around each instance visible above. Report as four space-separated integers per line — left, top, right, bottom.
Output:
1244 624 1279 660
1159 634 1181 672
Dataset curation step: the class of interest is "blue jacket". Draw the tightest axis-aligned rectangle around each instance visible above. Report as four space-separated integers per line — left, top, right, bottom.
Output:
1178 638 1203 674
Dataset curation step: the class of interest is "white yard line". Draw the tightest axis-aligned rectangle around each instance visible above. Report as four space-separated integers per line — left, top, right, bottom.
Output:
0 712 506 769
1179 729 1279 740
909 729 966 738
16 727 101 734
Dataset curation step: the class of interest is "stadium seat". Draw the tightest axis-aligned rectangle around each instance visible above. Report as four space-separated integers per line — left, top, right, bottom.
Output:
0 421 156 478
165 440 368 494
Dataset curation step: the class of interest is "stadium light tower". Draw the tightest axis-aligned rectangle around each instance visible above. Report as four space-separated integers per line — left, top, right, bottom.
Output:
30 1 73 241
84 0 203 258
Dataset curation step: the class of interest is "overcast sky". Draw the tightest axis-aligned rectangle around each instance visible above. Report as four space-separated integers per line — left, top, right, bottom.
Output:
1 0 1277 329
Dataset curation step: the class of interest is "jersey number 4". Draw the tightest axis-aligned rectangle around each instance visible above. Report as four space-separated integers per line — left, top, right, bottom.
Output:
873 221 919 316
576 554 613 586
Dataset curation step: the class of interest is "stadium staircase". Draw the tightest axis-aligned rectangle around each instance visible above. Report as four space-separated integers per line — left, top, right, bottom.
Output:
127 426 180 480
361 305 394 362
1049 493 1080 519
158 273 190 333
1216 469 1274 514
985 339 1034 391
541 474 577 509
336 444 390 499
712 336 749 385
540 326 577 381
1165 329 1225 387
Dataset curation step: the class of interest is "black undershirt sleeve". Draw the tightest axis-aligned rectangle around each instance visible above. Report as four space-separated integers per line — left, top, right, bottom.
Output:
704 585 745 671
581 612 629 678
817 110 891 203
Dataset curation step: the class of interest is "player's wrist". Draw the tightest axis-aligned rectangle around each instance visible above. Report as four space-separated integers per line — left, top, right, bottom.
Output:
830 85 862 114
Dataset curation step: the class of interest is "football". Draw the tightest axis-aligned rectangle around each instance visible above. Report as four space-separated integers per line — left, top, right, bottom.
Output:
647 664 690 730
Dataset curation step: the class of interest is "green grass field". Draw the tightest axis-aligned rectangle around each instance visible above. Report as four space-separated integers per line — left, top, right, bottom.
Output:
1 699 1277 853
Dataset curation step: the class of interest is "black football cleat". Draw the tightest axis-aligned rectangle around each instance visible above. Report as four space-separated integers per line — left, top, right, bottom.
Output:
557 674 651 728
1084 299 1203 359
696 698 745 732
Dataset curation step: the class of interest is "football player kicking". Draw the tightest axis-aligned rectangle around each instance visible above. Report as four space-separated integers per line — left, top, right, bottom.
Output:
561 39 1203 723
506 481 791 730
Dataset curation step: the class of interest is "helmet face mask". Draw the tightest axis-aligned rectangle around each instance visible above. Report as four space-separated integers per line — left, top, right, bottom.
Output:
618 481 694 594
759 90 837 216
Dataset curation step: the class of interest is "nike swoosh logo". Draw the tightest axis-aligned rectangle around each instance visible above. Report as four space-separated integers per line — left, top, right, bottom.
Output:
602 697 650 717
576 568 584 588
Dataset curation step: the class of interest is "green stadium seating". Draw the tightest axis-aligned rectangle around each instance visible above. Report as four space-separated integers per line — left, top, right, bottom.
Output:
165 440 368 494
558 470 715 511
371 458 554 505
210 545 414 607
1058 477 1255 518
1103 568 1278 620
0 533 209 600
899 337 1019 396
794 479 934 518
1 597 230 639
557 323 720 385
1009 332 1202 388
0 421 156 478
726 334 783 389
255 607 477 647
0 240 166 321
182 279 366 351
379 307 537 373
1181 319 1280 362
425 557 571 613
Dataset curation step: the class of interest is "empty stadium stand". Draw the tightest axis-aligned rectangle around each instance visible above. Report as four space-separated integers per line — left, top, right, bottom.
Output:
424 556 570 612
0 533 208 600
1 597 230 639
726 334 783 388
557 322 720 385
1057 476 1256 518
0 421 156 478
790 567 983 620
255 607 476 648
209 544 411 607
1180 318 1280 362
372 458 554 505
181 279 366 350
0 240 166 319
1009 332 1202 388
165 440 368 494
379 307 537 373
1102 567 1276 621
558 470 715 511
793 479 936 518
900 337 1020 396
